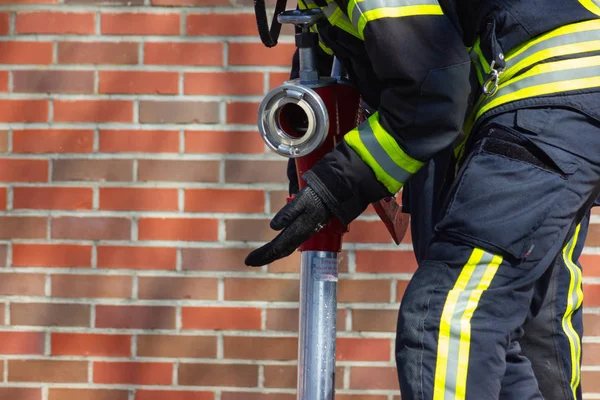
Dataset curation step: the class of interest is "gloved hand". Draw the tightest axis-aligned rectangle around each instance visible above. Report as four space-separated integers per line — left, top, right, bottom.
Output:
245 186 332 267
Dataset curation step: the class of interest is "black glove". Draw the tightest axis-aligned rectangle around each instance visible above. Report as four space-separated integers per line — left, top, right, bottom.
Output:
245 186 331 267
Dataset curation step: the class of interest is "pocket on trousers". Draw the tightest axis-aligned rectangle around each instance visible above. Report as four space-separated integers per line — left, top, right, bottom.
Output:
434 124 579 261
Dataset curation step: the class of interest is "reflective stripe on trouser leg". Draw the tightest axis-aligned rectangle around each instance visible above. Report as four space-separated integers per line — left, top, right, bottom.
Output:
433 248 502 400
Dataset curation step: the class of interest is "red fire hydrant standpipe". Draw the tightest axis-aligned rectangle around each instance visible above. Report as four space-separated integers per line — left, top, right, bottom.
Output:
256 7 409 399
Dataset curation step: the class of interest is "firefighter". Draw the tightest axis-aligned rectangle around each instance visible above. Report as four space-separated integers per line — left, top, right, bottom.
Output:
247 0 600 398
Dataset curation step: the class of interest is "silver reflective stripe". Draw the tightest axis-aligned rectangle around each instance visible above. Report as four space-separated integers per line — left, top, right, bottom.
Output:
358 121 412 184
351 0 440 27
481 63 600 110
444 251 494 397
506 28 600 74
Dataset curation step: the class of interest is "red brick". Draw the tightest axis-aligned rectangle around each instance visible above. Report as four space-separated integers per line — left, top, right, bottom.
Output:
583 343 600 366
102 13 180 35
181 248 253 271
51 333 131 357
0 187 6 210
229 42 295 66
178 363 258 387
0 389 41 400
225 218 276 242
99 71 179 95
13 244 91 268
187 13 256 36
350 366 400 390
14 70 94 94
14 187 93 210
185 72 263 95
0 71 8 91
224 278 298 302
182 307 261 330
139 100 219 124
96 305 175 329
138 277 218 300
397 280 410 301
0 131 7 152
185 189 264 213
580 254 600 277
0 100 48 122
0 274 45 296
138 218 219 242
221 394 293 400
339 280 391 303
584 283 600 306
0 13 9 35
356 250 418 273
8 360 88 383
583 313 600 336
51 217 131 240
226 102 260 124
54 100 133 123
346 220 396 244
93 362 172 385
269 72 291 90
136 391 214 400
137 160 219 183
0 216 46 239
225 160 287 183
97 246 177 270
352 309 398 332
0 159 47 182
0 332 44 355
337 338 391 361
100 188 178 211
49 389 128 400
137 335 217 359
13 130 94 153
51 274 132 299
224 336 297 360
58 42 138 64
100 130 179 153
0 42 53 64
185 131 264 154
582 370 600 393
11 303 90 327
16 12 95 34
52 159 133 181
144 43 222 66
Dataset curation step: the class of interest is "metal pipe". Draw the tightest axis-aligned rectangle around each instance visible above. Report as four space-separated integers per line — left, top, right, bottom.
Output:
297 250 338 400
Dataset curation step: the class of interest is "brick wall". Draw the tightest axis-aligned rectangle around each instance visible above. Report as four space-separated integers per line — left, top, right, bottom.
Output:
0 0 598 399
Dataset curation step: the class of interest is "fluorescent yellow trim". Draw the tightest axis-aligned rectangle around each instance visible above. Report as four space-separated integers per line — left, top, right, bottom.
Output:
357 5 443 38
433 248 485 400
368 112 424 174
318 40 334 55
506 19 600 63
455 254 502 400
344 127 403 193
477 75 600 120
472 39 491 74
329 8 362 39
501 40 600 83
579 0 600 16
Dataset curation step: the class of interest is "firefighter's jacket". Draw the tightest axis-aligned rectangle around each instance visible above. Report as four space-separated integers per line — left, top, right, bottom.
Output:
292 0 600 225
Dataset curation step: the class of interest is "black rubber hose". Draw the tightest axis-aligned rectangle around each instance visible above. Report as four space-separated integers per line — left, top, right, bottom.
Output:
254 0 287 48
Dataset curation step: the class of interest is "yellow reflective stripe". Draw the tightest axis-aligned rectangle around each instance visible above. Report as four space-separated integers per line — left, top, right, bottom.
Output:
562 224 583 398
356 5 443 38
328 7 362 39
454 254 502 400
500 40 600 84
318 40 334 55
476 55 600 119
471 39 491 75
580 0 600 16
369 112 424 174
344 127 403 193
298 0 318 9
433 248 502 400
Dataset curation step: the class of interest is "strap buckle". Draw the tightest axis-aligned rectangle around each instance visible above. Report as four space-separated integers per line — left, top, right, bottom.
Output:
482 56 505 96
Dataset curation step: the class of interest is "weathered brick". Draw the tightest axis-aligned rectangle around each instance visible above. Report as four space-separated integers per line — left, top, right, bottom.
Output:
229 42 295 66
137 160 219 183
139 101 219 124
186 13 257 36
225 160 287 183
182 307 261 330
93 362 172 385
54 100 133 123
52 159 133 181
10 303 90 327
185 131 264 154
99 71 179 95
338 280 391 303
138 277 218 300
100 130 179 153
144 43 222 66
138 218 218 242
185 189 264 213
352 309 398 332
0 389 41 400
0 216 46 239
0 273 45 296
97 246 177 271
51 333 131 357
14 71 94 94
224 278 298 302
13 244 92 268
51 275 132 299
226 102 260 124
185 72 264 95
181 248 250 271
224 336 297 360
58 42 138 64
51 217 131 240
9 360 87 383
100 188 179 211
350 366 400 390
14 187 93 210
49 389 129 400
0 42 53 64
137 335 217 358
95 305 176 329
178 363 258 387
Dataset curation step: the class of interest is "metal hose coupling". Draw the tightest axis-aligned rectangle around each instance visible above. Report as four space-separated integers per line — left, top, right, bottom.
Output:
257 82 329 158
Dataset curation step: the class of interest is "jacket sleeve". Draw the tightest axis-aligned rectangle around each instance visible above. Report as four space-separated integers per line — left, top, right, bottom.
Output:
303 2 473 225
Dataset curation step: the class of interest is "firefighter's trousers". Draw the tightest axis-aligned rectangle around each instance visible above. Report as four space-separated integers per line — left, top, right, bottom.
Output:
396 106 600 399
